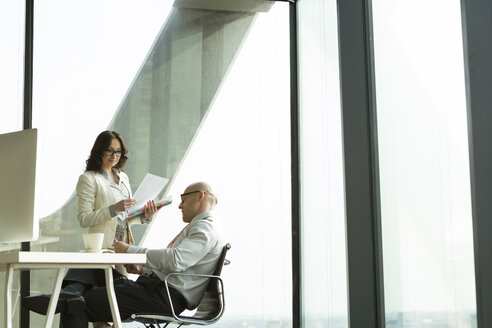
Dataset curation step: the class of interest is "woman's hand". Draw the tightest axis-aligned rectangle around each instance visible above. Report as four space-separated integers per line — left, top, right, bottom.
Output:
114 241 130 253
144 200 157 219
114 199 136 212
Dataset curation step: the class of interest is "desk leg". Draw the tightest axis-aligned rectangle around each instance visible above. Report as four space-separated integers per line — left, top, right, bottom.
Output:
105 267 122 328
4 264 14 328
44 268 66 328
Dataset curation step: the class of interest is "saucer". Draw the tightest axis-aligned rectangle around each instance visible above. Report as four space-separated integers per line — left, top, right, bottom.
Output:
80 248 113 253
81 249 103 253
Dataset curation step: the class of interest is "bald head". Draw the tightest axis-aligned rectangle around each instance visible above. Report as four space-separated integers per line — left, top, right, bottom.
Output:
178 182 218 222
186 182 218 207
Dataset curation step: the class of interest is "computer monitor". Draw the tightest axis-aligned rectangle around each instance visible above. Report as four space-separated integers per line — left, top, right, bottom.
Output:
0 129 39 242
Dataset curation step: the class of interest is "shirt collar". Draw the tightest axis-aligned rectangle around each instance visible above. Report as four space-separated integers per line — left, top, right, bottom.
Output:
190 211 214 223
98 168 121 179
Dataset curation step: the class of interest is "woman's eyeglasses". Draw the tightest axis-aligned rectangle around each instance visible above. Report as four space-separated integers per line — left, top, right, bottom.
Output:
103 149 123 157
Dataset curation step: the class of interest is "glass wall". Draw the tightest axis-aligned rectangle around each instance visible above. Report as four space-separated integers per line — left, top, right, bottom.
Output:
141 4 292 327
32 0 173 220
0 0 24 134
298 0 348 327
144 6 292 326
371 1 477 327
27 1 291 327
0 2 25 325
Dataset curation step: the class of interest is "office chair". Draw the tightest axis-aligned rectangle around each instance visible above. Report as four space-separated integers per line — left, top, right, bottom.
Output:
130 243 231 327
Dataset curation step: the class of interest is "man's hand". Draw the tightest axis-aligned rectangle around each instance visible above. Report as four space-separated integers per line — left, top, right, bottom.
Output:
115 242 142 273
124 264 143 274
114 241 130 253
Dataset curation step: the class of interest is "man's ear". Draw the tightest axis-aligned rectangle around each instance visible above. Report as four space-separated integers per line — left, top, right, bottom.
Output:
199 190 206 200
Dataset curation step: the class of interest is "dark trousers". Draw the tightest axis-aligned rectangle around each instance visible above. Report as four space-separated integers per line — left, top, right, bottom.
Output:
63 268 125 288
60 274 187 328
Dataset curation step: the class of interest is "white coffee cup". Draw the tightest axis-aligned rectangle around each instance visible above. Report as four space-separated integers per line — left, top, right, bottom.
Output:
82 233 104 252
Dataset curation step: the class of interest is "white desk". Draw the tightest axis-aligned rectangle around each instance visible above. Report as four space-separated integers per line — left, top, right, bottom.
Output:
0 251 146 328
0 236 60 252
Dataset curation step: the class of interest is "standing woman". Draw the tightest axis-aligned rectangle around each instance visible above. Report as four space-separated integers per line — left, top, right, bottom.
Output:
77 130 156 249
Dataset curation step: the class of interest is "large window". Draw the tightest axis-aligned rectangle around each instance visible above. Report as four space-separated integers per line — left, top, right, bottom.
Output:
27 1 291 327
372 1 477 327
142 4 292 326
298 0 348 327
32 0 172 219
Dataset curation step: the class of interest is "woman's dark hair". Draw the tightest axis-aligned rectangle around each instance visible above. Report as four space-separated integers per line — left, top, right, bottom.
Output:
85 131 128 171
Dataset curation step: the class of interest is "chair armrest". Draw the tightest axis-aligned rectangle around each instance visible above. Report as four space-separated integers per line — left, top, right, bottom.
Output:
162 272 225 322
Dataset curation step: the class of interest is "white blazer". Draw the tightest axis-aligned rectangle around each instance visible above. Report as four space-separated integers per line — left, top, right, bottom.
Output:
76 170 136 248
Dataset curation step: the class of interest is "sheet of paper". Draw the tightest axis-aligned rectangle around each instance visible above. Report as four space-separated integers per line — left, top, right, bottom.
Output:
128 173 169 213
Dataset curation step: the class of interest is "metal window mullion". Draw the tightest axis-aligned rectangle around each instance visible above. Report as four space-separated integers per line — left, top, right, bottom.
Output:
290 1 301 327
21 0 34 327
460 1 492 327
337 0 385 327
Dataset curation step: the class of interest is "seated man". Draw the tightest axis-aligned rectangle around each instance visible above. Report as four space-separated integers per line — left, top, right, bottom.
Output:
24 182 224 328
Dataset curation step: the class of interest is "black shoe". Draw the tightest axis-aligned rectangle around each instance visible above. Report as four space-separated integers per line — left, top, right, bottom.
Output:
23 290 85 315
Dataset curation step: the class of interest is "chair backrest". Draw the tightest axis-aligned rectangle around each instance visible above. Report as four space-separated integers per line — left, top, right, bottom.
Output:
194 243 231 319
212 243 231 277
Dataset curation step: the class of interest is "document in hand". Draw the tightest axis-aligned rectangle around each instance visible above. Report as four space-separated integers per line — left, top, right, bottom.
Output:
127 173 169 215
127 196 172 218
